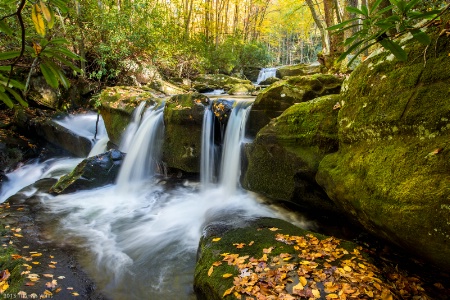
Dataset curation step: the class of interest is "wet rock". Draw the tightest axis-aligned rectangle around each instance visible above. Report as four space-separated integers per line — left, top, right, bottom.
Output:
163 93 209 173
247 74 343 137
98 86 164 146
242 95 340 214
316 28 450 271
50 149 125 194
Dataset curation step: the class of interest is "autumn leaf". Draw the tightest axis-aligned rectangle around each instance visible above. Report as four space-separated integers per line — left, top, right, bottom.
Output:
233 243 245 249
223 286 234 297
0 270 10 281
269 227 279 231
31 4 46 37
293 282 304 292
222 273 233 278
208 266 214 277
212 237 221 242
212 261 222 267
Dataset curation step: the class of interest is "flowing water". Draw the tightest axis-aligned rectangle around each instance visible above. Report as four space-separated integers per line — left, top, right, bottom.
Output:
255 67 278 84
1 103 304 299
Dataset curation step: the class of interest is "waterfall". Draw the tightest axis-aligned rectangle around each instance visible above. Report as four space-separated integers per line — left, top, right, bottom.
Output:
116 104 165 192
256 67 278 84
119 101 148 153
219 101 253 195
200 102 216 188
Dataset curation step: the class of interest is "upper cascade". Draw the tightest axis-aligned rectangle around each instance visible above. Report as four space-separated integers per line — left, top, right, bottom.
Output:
255 67 278 84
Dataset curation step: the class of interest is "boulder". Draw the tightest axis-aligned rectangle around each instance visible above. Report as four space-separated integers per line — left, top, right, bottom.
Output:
258 76 280 86
98 86 164 146
50 149 124 194
316 30 450 271
247 74 343 137
28 76 60 109
195 217 402 300
276 63 327 79
243 67 261 82
242 95 340 214
193 74 252 93
163 93 209 173
0 129 37 172
227 83 255 95
148 78 188 95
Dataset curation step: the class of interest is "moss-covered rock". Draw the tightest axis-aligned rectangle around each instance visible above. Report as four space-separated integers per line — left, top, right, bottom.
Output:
50 149 124 194
276 63 327 79
227 83 255 95
162 93 209 173
316 30 450 271
98 86 164 146
258 76 280 86
195 217 400 300
247 74 343 137
193 74 252 93
242 95 340 213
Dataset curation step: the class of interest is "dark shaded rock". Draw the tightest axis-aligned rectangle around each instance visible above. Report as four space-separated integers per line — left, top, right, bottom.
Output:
247 74 343 137
316 29 450 271
243 67 261 82
0 129 37 172
242 95 340 214
162 93 209 173
50 149 124 194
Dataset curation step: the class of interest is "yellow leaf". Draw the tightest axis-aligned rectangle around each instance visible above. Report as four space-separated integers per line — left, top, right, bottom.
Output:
72 292 79 296
269 227 279 231
293 282 304 291
208 266 213 277
0 281 9 293
48 264 56 269
43 290 53 296
31 253 42 257
248 241 254 246
13 233 23 237
312 289 321 298
40 1 52 22
31 262 40 265
358 263 366 269
222 273 233 278
299 276 307 286
212 238 221 242
343 265 352 272
32 4 46 37
327 294 338 299
223 286 234 297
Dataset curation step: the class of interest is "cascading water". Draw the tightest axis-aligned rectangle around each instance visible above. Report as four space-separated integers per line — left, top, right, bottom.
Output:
119 101 147 153
115 104 165 192
256 67 278 84
219 101 253 195
200 102 216 188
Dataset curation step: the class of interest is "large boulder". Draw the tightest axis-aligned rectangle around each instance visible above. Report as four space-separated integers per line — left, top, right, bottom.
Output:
98 86 164 146
247 74 343 137
227 83 255 95
195 217 408 300
242 95 340 214
316 30 450 271
50 149 124 194
163 93 209 173
193 74 252 93
276 63 327 79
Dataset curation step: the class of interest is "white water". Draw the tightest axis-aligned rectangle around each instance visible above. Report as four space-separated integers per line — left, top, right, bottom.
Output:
219 101 252 195
119 101 147 153
200 103 215 188
0 158 82 203
54 112 108 142
115 105 165 192
256 67 278 84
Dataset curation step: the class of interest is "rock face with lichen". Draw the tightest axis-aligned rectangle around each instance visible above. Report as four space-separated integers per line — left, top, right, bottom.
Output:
163 93 209 173
98 86 164 146
247 74 343 137
316 30 450 271
50 149 124 194
242 95 340 214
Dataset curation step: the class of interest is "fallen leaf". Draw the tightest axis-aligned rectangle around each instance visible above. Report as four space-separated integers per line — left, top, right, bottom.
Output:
269 227 279 231
212 238 221 242
43 274 54 278
223 286 234 297
208 266 214 277
71 292 79 296
0 270 10 281
222 273 233 278
212 261 222 267
48 264 56 269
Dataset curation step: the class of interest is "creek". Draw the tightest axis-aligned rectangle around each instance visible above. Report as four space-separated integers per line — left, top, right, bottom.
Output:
0 99 307 299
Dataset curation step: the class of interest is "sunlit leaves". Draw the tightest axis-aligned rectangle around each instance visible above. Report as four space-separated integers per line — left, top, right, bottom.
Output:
32 4 46 37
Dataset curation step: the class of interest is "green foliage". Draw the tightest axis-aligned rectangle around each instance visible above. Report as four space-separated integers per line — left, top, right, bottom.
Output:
0 0 83 108
328 0 448 65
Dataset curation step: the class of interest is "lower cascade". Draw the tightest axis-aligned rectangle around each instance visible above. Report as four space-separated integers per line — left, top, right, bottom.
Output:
0 100 285 299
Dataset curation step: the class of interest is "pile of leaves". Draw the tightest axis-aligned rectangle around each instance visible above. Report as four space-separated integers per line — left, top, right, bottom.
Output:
204 226 433 300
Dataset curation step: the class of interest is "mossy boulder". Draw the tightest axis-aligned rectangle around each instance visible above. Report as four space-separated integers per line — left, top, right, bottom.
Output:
195 217 400 300
227 83 255 95
247 74 343 137
98 86 164 146
148 78 188 95
163 93 209 173
316 30 450 271
258 76 280 86
242 95 340 213
50 149 124 194
193 74 252 93
276 63 327 79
